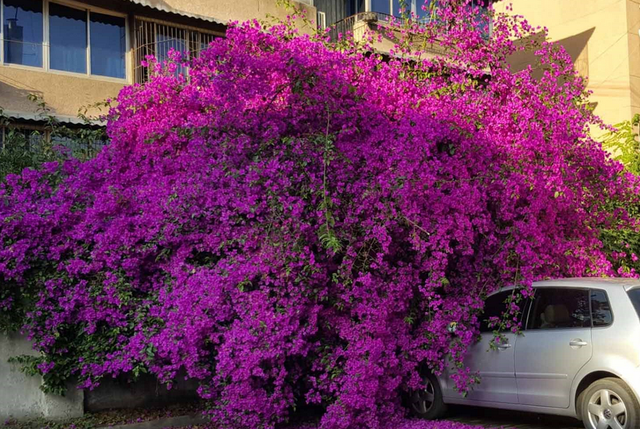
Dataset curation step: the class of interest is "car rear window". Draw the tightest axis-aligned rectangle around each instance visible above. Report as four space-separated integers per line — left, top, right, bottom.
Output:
591 290 613 327
628 288 640 318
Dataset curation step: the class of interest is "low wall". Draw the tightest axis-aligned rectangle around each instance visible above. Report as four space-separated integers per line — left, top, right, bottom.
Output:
0 333 83 421
1 333 200 420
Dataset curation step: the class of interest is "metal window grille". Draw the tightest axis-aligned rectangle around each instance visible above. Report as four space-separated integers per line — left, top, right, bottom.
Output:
133 18 219 84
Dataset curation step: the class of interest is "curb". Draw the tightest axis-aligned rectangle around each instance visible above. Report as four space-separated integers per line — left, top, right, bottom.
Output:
96 414 208 429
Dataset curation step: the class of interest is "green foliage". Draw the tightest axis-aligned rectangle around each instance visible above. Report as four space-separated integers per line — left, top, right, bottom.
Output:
0 95 108 180
318 130 343 253
6 354 70 396
600 114 640 174
0 113 56 179
597 115 640 277
0 95 110 394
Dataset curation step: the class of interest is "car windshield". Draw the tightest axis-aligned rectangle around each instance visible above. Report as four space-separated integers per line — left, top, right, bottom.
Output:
627 288 640 318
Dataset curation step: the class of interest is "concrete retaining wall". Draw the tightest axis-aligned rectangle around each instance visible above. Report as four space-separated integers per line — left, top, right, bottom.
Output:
0 333 83 421
1 333 200 420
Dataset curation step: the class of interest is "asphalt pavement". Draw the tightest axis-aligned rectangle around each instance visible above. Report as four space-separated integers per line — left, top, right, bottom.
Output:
445 405 584 429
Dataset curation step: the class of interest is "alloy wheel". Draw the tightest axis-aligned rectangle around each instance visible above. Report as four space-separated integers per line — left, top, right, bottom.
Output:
587 388 628 429
410 378 436 415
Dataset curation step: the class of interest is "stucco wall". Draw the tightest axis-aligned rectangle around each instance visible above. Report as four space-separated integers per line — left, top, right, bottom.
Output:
494 0 637 130
625 0 640 121
0 333 83 421
0 66 125 120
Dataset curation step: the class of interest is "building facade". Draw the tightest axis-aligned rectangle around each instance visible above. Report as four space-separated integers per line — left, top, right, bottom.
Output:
321 0 640 129
0 0 315 125
494 0 640 131
1 0 638 134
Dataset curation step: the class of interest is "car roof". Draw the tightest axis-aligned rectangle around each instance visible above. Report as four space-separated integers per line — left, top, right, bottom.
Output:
532 277 640 291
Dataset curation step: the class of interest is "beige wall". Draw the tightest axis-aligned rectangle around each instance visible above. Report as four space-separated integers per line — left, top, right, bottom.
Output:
0 66 124 119
494 0 639 130
625 0 640 121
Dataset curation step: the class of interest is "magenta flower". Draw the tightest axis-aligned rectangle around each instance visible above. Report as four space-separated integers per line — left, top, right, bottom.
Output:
0 2 637 428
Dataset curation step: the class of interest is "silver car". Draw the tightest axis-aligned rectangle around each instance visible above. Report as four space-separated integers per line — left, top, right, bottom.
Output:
410 278 640 429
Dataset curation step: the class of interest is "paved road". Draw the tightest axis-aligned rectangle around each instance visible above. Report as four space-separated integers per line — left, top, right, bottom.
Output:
445 405 584 429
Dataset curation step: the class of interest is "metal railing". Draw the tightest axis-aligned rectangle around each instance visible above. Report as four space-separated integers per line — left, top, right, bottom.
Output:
327 12 394 43
0 127 107 161
326 10 491 43
133 18 220 84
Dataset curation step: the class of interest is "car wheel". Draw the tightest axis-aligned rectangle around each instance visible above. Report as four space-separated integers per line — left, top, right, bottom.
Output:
408 372 447 420
579 377 640 429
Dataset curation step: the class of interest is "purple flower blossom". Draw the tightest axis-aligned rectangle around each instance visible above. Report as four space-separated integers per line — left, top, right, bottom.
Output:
0 2 638 428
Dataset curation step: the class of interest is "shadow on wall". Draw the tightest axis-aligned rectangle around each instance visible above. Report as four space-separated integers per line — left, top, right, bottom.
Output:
0 78 45 116
508 27 595 81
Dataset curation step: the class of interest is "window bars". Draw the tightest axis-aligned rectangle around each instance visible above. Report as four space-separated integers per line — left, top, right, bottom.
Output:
133 17 219 84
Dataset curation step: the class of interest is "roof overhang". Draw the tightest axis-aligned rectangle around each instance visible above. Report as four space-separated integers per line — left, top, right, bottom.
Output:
124 0 226 25
2 111 106 127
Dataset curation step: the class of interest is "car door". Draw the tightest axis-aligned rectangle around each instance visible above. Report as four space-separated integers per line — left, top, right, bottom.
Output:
515 287 593 408
443 290 519 404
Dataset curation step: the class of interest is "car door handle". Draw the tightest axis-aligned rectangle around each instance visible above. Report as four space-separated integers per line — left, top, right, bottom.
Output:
496 343 512 350
569 340 588 347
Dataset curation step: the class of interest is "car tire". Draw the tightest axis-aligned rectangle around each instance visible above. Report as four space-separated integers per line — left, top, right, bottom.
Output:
578 377 640 429
408 372 447 420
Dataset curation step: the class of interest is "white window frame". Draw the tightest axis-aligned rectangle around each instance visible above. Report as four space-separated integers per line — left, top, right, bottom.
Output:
317 11 326 30
0 0 130 83
365 0 427 16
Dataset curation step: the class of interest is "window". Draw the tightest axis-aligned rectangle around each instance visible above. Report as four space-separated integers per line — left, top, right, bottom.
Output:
51 134 107 158
416 0 435 21
49 2 87 73
347 0 365 16
156 25 186 76
479 290 517 333
371 0 391 14
133 18 219 84
2 0 43 67
1 125 48 152
527 288 591 330
369 0 437 18
90 13 126 79
392 0 406 17
470 0 491 39
628 288 640 319
0 0 126 79
590 290 613 327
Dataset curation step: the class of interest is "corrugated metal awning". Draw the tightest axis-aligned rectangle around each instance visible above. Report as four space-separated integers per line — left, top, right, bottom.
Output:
3 111 106 127
124 0 226 25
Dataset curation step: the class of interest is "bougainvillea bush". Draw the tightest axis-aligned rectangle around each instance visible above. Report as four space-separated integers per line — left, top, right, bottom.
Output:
0 1 638 428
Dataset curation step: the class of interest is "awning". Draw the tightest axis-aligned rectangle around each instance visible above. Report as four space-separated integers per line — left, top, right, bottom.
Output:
124 0 226 25
2 111 106 127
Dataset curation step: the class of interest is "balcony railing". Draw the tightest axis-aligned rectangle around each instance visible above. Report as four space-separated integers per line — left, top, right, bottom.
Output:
326 9 491 44
327 12 394 43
